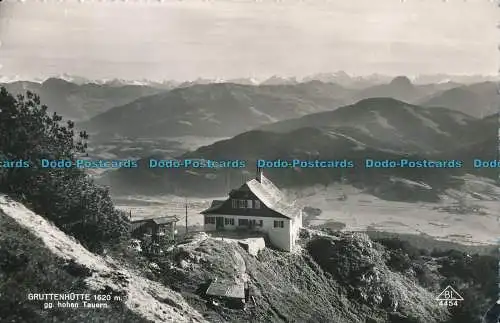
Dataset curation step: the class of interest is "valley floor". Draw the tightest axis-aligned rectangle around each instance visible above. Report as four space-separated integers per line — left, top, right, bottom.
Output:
292 182 500 246
114 175 500 246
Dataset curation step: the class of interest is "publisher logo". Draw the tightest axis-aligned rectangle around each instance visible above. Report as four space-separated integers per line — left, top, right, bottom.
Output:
436 286 464 307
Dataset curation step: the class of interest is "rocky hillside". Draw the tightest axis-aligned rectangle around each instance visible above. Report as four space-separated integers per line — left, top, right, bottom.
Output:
144 231 449 322
0 195 207 323
140 230 497 323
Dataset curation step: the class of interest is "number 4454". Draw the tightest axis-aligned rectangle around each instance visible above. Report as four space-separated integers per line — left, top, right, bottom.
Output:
439 300 459 307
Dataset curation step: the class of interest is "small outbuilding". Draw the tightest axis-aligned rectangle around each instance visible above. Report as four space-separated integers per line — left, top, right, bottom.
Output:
130 215 179 243
205 279 246 309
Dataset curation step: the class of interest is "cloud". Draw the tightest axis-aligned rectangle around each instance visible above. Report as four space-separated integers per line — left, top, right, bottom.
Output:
0 0 497 80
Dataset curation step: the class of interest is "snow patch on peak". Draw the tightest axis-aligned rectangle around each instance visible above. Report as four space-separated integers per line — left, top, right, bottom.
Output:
371 110 396 130
248 106 278 122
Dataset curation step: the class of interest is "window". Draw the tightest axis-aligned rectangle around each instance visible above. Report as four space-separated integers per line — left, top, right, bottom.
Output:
232 199 261 209
273 220 284 228
250 219 263 227
205 217 215 224
238 219 249 226
224 218 235 225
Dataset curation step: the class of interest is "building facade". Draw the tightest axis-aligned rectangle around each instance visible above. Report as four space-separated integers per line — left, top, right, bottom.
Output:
201 169 302 251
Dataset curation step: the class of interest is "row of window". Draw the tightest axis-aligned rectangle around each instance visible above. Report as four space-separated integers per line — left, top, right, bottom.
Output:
237 219 263 227
204 216 284 228
231 199 261 209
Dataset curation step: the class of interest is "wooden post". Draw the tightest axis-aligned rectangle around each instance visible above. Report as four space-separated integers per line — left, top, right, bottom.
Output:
185 197 188 234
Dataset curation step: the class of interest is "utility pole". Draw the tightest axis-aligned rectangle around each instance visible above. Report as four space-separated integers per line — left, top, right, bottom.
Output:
185 196 188 234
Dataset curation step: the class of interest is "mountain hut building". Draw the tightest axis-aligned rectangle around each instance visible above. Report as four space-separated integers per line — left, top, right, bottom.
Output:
201 168 302 252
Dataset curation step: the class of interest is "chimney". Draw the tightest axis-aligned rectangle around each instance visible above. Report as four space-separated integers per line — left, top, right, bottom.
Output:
256 166 263 182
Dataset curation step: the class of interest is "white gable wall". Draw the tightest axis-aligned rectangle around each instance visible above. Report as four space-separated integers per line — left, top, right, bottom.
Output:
289 210 303 250
203 214 293 251
266 217 291 252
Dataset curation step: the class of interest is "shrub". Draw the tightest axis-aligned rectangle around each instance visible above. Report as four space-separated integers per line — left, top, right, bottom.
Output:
375 238 423 260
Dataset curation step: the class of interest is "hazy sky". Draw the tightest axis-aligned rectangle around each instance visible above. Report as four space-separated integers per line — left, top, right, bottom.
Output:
0 0 498 81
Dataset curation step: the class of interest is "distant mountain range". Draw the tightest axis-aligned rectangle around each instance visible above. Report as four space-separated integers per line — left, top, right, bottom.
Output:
2 74 497 142
2 71 496 89
419 81 500 118
80 81 355 138
81 76 493 139
304 71 498 88
350 76 460 103
102 98 498 200
0 78 164 121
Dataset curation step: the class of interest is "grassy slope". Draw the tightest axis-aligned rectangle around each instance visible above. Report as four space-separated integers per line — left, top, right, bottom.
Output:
0 211 149 323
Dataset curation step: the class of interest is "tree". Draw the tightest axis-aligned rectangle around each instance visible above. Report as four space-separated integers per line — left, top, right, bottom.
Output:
0 87 129 253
